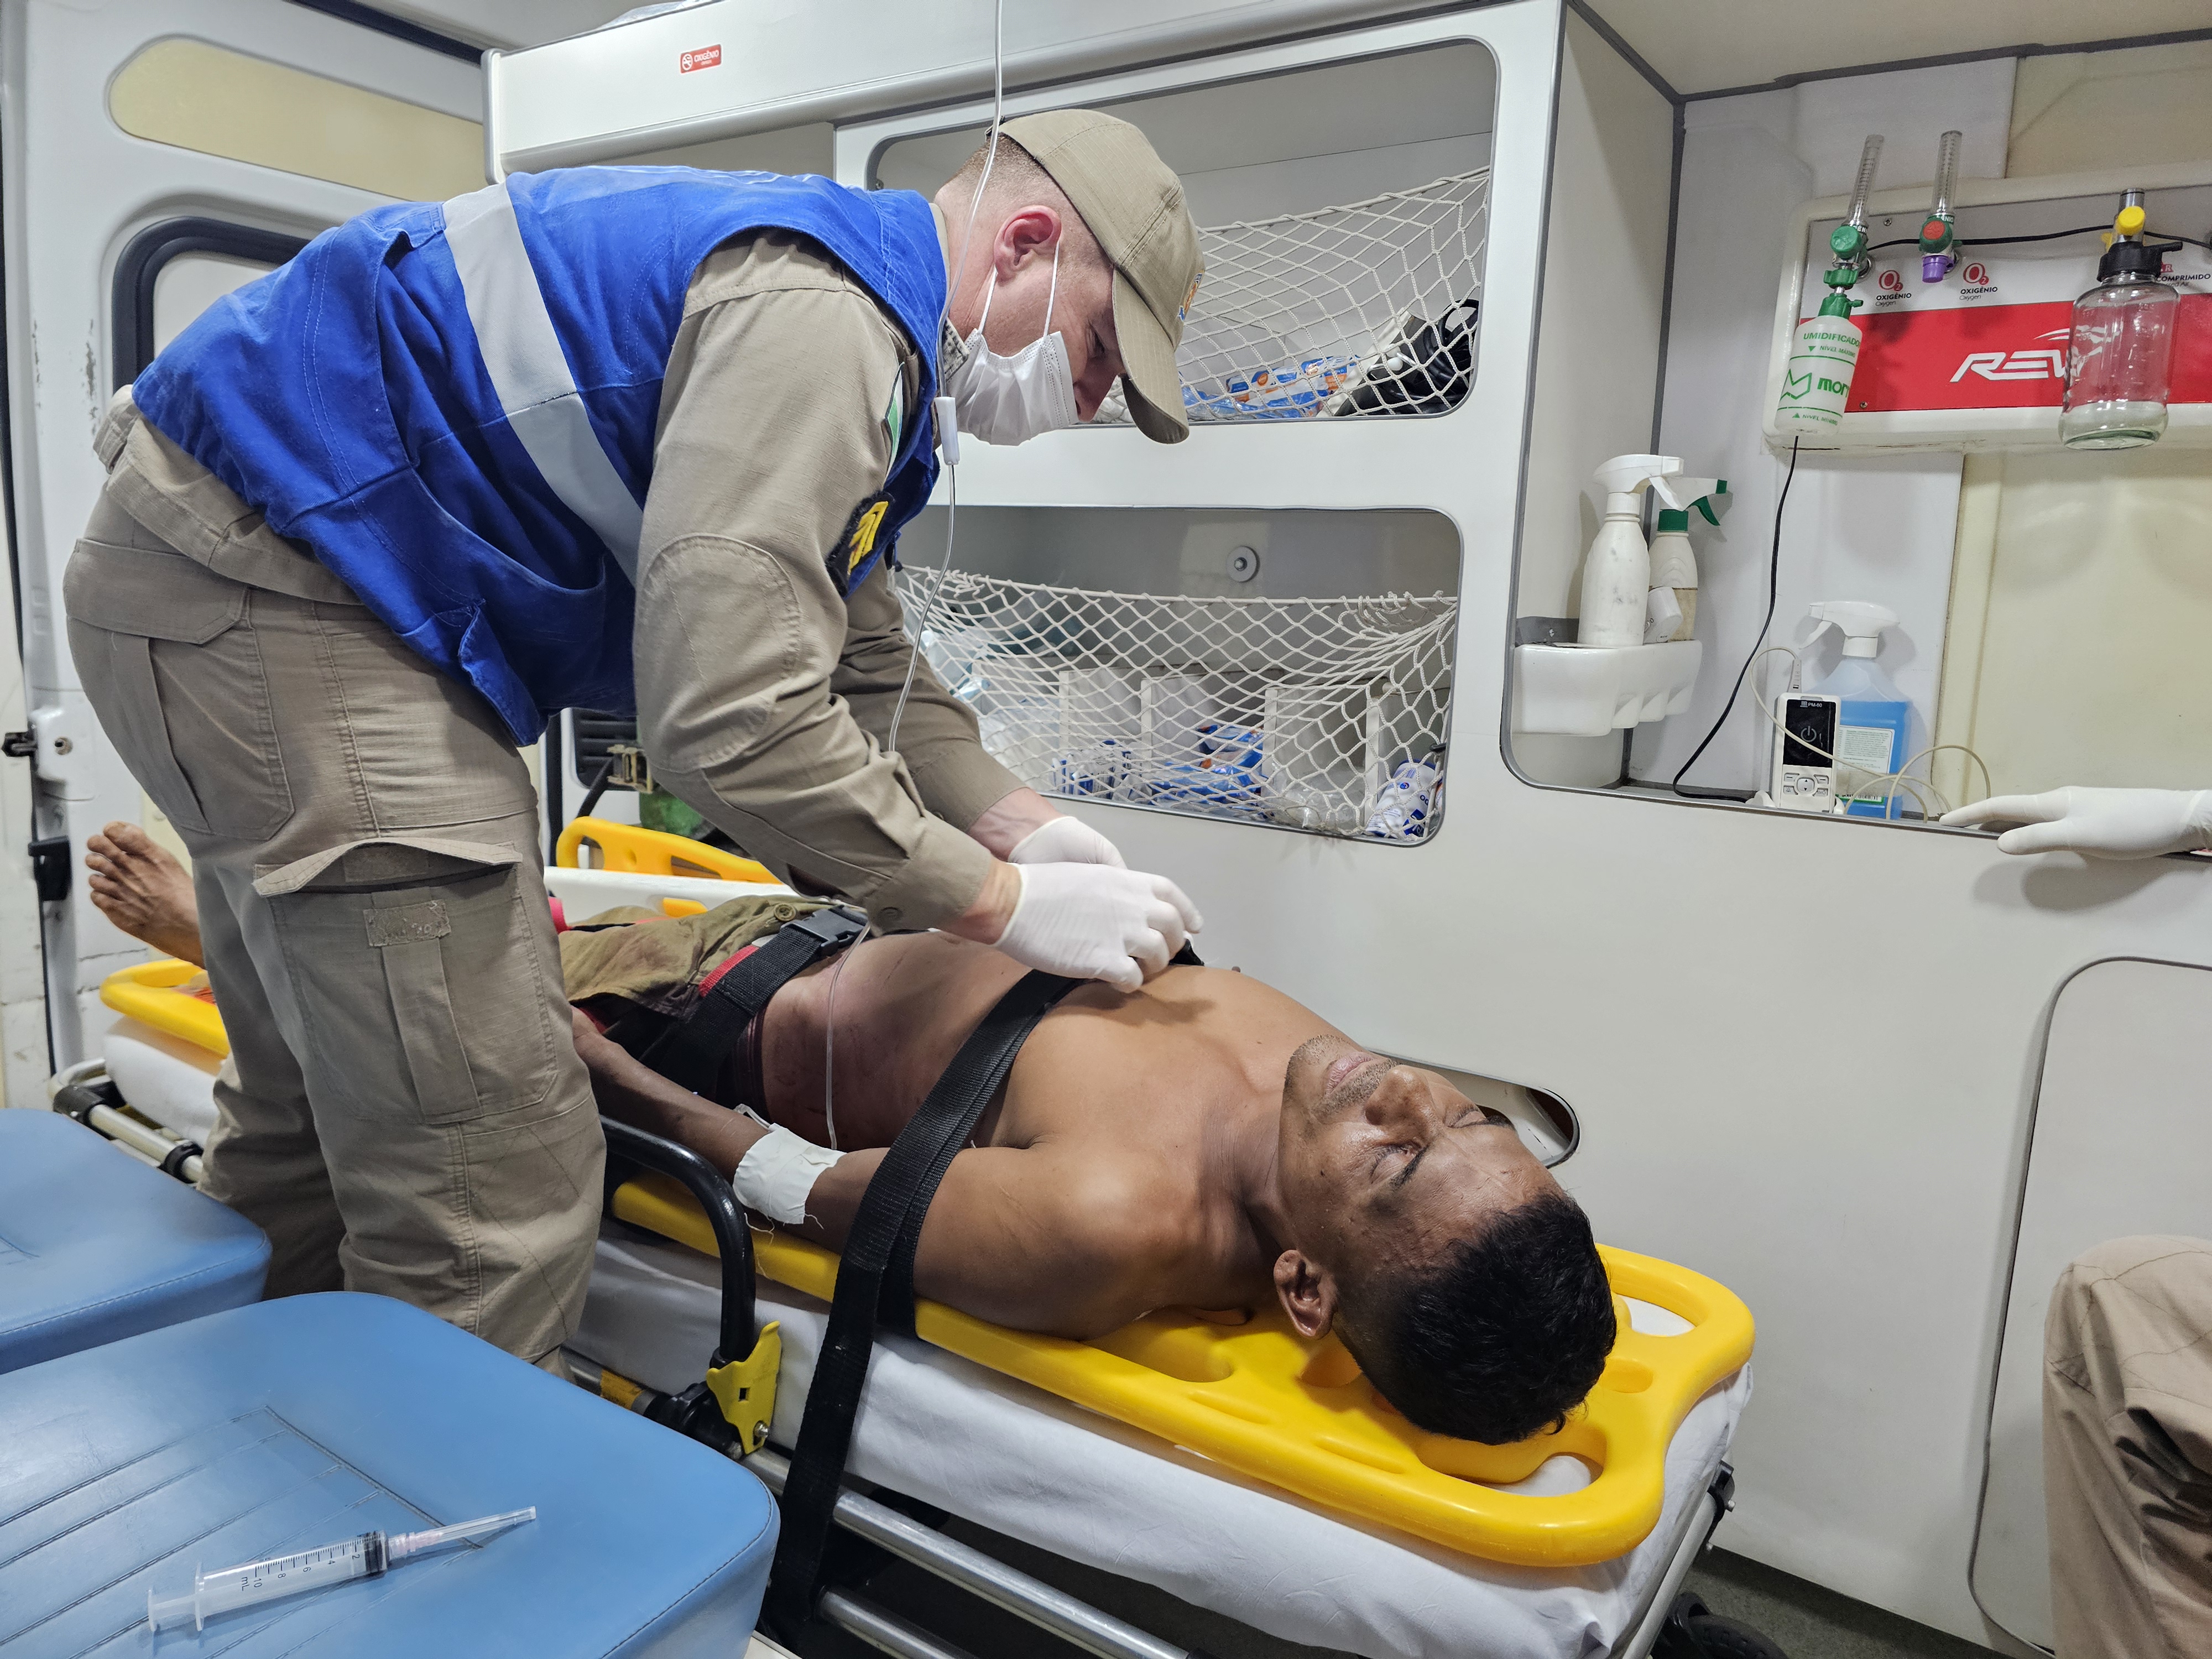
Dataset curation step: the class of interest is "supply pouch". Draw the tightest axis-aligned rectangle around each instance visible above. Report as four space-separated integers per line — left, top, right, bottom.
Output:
1327 298 1480 417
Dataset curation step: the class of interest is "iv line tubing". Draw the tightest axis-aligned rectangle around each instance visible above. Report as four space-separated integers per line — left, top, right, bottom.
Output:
850 1 1006 1151
888 0 1001 764
821 939 854 1151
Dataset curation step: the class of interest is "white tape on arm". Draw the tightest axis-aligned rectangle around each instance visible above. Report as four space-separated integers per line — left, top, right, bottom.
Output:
732 1124 846 1224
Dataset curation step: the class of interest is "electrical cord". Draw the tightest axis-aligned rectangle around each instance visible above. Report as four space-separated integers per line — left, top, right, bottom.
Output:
1672 438 1798 796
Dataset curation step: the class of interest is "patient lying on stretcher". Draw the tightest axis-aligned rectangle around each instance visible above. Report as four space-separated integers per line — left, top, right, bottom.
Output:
89 823 1616 1446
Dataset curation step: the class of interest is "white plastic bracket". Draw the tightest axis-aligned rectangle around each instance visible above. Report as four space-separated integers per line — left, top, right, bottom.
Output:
27 703 93 795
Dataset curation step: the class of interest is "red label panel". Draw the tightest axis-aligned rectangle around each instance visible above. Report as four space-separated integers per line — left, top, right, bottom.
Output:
1838 294 2212 413
680 44 722 72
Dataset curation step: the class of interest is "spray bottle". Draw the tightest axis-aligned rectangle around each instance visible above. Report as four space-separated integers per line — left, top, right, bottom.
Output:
1775 134 1882 435
1644 478 1730 643
1577 455 1680 649
1918 130 1962 283
1806 601 1914 816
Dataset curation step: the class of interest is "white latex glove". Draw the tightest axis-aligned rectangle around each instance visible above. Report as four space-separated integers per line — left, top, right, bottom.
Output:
1006 815 1126 868
992 863 1202 992
1940 787 2212 859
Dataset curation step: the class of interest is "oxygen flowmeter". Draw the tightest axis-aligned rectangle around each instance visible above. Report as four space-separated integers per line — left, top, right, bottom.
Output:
1775 134 1882 436
1918 129 1962 283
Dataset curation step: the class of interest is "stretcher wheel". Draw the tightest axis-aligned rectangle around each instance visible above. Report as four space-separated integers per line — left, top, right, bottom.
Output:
1656 1592 1790 1658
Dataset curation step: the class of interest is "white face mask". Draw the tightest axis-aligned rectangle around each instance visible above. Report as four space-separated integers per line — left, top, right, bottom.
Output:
947 244 1079 447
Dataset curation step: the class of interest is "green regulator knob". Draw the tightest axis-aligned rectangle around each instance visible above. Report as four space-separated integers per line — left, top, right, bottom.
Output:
1829 222 1869 263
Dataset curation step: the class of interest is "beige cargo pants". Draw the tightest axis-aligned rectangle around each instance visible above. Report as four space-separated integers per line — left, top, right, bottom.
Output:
64 484 602 1368
2044 1235 2212 1659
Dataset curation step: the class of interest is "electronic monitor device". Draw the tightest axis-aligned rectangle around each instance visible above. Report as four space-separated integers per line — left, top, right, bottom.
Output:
1771 694 1840 812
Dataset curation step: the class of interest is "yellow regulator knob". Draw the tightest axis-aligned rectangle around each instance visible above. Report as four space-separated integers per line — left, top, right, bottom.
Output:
2115 204 2147 239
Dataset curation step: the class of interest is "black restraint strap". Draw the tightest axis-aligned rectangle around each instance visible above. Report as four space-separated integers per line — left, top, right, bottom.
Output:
765 940 1202 1636
765 968 1077 1634
636 905 866 1096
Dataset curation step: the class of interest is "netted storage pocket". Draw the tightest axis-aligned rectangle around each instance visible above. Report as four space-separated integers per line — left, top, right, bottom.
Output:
1098 168 1490 427
906 571 1456 841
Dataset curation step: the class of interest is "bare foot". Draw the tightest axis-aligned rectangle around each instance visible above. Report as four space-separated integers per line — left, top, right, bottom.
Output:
86 822 205 967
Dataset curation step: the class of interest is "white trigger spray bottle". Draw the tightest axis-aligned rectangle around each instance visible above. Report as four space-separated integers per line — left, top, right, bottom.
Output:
1806 601 1916 816
1644 476 1729 642
1577 455 1681 649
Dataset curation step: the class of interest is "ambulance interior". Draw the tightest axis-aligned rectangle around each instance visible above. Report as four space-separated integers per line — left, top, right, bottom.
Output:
4 3 2211 1657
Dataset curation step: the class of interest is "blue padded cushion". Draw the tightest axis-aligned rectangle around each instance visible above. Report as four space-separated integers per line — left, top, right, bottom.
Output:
0 1108 269 1372
0 1293 779 1655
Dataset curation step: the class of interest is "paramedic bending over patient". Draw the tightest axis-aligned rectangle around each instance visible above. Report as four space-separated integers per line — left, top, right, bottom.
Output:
1942 785 2212 1659
61 109 1205 1369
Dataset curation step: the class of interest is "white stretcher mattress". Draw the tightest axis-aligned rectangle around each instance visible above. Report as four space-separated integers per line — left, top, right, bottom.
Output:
575 1227 1751 1659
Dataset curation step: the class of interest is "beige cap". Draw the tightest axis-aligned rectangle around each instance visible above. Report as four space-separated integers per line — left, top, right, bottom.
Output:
1000 109 1202 444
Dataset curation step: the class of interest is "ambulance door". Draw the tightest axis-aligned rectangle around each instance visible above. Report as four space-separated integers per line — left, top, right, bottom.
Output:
1 0 486 1100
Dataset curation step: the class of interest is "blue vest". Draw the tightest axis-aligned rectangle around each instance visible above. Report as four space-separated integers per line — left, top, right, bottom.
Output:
132 169 946 744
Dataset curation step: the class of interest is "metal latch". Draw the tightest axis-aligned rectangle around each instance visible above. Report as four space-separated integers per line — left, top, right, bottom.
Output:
28 836 70 902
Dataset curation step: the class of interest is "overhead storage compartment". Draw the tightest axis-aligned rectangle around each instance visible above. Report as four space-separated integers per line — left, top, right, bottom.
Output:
484 0 1453 176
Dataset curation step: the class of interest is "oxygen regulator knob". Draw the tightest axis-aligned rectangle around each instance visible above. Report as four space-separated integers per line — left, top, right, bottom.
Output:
1829 222 1869 264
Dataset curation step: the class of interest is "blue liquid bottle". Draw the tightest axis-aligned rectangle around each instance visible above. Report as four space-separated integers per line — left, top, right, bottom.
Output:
1807 602 1916 818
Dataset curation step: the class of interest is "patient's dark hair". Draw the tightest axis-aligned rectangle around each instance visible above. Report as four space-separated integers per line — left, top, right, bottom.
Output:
1341 1189 1616 1445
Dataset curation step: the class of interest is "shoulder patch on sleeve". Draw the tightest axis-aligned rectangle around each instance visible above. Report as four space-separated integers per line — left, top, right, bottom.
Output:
832 490 894 596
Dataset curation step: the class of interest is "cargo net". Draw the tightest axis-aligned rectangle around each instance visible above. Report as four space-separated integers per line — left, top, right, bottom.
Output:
1097 168 1489 427
905 570 1455 840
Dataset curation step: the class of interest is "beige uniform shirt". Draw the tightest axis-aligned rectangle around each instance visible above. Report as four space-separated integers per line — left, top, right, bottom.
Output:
100 223 1020 933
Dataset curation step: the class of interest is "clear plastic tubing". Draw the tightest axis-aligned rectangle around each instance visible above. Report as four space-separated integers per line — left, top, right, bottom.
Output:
147 1507 535 1634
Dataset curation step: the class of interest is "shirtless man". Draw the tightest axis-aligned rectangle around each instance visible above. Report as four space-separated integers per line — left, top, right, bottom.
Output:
89 823 1615 1446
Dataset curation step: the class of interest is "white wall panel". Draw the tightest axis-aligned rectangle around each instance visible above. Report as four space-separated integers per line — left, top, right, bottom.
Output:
1632 62 2016 795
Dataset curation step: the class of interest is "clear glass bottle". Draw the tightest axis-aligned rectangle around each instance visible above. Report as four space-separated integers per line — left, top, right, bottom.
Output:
2062 232 2182 450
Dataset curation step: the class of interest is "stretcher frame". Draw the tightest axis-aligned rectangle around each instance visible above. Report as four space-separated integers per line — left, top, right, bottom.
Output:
591 1125 1738 1659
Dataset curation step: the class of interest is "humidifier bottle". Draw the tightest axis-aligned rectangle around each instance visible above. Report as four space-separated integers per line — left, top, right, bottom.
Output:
1577 455 1679 649
1776 134 1880 435
2062 197 2182 450
1775 288 1865 435
1807 601 1914 816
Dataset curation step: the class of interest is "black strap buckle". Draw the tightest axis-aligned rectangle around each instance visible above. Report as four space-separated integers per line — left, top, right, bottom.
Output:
785 905 867 952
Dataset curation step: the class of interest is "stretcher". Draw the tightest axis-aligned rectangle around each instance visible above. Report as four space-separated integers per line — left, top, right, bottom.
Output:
575 1222 1750 1659
87 830 1756 1656
611 1172 1750 1568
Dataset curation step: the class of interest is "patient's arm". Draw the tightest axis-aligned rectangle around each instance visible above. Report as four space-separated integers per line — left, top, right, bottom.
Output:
574 1011 1173 1337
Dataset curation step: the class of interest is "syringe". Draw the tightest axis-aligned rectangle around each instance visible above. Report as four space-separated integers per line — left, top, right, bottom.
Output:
147 1507 535 1634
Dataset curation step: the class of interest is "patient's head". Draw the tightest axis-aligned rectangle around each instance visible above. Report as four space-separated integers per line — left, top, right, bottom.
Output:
1270 1035 1616 1444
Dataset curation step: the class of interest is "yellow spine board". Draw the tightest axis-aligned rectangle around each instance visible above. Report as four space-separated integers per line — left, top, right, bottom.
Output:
556 816 778 886
611 1173 1754 1566
98 959 229 1058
